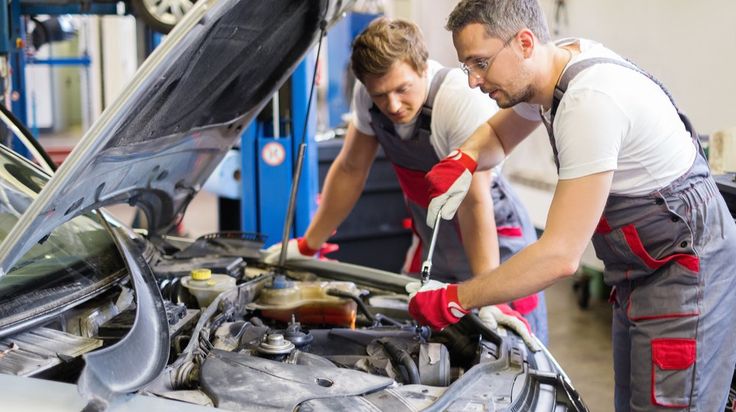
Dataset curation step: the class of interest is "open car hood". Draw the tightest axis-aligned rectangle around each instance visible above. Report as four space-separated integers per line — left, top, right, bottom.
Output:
0 0 352 276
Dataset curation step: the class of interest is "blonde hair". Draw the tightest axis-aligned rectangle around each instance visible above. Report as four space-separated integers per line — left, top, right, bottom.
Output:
351 17 429 83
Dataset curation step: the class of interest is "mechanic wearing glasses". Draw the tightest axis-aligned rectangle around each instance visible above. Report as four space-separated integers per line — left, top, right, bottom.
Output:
264 17 548 343
407 0 736 410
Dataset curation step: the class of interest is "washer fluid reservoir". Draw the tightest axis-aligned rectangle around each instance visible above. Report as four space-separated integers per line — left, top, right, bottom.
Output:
181 268 237 308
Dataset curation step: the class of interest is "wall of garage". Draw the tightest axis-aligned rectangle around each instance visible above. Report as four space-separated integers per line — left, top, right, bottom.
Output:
97 16 139 113
393 0 736 136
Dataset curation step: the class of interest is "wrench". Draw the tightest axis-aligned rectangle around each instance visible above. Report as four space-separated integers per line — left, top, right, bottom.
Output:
420 208 443 285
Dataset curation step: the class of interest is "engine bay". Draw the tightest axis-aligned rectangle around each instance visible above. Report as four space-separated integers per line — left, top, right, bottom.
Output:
0 232 584 411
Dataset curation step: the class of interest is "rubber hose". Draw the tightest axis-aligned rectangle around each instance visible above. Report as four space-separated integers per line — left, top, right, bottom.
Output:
381 339 421 385
326 288 376 324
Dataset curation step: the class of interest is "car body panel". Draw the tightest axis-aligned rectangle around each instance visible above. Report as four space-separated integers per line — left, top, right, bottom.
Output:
0 0 351 277
0 374 216 412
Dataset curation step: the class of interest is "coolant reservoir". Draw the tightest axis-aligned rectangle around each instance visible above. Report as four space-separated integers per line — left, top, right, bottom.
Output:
249 276 358 328
181 268 237 308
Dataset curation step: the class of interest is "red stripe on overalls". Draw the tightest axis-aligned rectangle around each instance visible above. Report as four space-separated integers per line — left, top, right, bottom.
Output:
497 226 523 237
620 224 700 272
622 226 700 320
392 164 431 208
596 217 699 272
596 216 612 234
403 219 423 274
392 166 429 273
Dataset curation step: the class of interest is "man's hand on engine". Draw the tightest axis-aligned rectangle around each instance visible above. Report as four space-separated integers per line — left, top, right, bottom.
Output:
478 304 541 352
263 238 318 264
406 280 469 330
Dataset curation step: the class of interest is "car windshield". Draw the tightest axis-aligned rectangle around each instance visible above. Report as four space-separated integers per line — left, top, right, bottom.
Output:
0 148 124 329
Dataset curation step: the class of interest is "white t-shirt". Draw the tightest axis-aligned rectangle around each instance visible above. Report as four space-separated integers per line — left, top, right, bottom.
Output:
352 60 498 160
513 39 696 196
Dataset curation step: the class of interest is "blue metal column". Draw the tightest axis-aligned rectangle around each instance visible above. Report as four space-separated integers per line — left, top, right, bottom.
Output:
290 48 319 238
8 0 28 156
326 15 351 129
325 12 381 129
239 49 320 245
0 0 9 57
240 123 259 233
256 134 293 246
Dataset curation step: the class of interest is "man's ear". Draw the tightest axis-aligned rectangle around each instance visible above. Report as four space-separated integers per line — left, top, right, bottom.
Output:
517 29 536 59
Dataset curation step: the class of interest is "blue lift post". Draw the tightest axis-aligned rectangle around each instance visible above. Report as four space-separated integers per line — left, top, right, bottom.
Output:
326 11 380 129
240 48 319 247
0 0 9 75
245 15 380 246
290 48 319 239
7 0 28 156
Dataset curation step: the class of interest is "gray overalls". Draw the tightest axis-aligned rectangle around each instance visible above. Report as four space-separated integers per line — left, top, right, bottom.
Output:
543 57 736 411
368 68 548 344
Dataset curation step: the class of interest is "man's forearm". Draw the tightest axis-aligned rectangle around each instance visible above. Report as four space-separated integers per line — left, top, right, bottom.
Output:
459 121 507 172
456 239 578 308
456 172 499 276
303 163 369 248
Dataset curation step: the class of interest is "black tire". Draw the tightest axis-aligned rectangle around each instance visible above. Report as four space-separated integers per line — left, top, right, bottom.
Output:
131 0 196 33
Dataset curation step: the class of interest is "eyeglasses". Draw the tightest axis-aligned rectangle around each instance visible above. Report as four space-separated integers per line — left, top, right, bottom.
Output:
460 35 515 79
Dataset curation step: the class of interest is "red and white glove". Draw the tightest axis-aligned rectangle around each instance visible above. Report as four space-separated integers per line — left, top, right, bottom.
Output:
263 238 318 264
406 280 469 330
478 304 541 352
426 149 477 227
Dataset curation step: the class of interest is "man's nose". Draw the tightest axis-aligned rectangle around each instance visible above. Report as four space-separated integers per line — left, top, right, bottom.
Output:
387 94 402 113
468 73 483 89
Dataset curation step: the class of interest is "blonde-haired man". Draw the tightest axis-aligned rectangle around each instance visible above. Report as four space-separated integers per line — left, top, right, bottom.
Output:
266 17 547 342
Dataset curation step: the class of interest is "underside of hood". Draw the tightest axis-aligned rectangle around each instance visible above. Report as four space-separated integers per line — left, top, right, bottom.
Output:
0 0 352 276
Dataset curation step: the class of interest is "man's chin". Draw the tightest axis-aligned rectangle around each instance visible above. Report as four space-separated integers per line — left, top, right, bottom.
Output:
391 115 412 124
496 99 514 109
490 93 512 109
493 87 534 109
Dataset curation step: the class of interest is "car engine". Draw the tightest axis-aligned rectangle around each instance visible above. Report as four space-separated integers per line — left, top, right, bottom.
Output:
0 232 585 411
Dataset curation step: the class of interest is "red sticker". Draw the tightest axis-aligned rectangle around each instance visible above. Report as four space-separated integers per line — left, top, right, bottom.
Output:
262 142 285 166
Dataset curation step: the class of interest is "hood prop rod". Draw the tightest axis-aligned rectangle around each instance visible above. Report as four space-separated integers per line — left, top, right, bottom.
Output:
277 142 307 269
275 18 327 270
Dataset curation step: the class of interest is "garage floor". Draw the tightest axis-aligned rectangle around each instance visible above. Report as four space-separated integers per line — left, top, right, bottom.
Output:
107 190 616 411
546 277 614 410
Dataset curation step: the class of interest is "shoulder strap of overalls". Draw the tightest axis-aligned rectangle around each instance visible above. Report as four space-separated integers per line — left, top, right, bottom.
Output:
546 57 704 171
552 57 679 117
414 68 452 139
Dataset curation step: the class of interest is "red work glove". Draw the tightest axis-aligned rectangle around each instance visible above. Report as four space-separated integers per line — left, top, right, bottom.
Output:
406 280 469 330
426 149 477 227
263 237 318 264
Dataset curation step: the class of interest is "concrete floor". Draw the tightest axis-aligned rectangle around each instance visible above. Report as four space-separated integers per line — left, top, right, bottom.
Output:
106 190 616 410
546 277 615 411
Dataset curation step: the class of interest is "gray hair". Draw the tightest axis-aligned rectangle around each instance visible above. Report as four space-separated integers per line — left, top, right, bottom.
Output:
446 0 551 43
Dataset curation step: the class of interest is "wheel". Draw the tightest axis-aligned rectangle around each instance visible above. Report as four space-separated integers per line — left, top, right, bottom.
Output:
131 0 196 33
